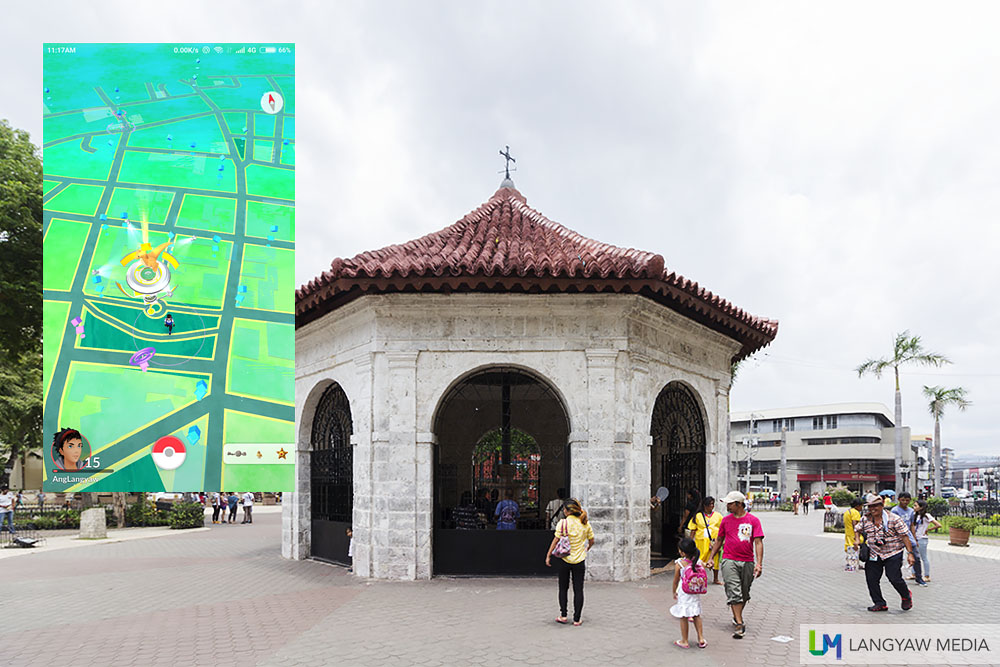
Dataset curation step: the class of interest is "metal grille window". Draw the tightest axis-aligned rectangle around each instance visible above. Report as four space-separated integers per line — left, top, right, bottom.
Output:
826 415 838 429
310 383 353 523
650 383 707 558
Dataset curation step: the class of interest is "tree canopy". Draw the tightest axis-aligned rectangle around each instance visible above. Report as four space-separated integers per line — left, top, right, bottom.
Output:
0 120 43 485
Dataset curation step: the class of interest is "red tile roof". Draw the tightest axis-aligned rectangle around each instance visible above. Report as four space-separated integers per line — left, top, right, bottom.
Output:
297 185 778 359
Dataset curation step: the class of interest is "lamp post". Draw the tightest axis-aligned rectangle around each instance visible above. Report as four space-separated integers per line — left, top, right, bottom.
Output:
985 470 997 504
740 413 763 496
900 461 911 497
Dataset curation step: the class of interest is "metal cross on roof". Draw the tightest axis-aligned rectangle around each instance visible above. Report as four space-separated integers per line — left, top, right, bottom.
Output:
499 145 516 179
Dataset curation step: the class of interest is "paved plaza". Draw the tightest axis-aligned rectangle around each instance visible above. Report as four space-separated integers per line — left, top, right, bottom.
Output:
6 508 999 666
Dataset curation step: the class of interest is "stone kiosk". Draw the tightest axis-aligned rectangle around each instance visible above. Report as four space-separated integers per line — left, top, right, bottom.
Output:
287 179 777 580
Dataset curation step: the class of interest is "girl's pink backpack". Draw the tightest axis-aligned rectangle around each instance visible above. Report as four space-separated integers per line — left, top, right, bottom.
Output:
680 558 708 595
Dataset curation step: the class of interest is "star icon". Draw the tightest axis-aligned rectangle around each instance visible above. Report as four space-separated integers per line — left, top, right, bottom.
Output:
277 448 288 460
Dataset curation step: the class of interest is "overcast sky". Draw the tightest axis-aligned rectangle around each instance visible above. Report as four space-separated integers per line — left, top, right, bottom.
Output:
5 1 998 457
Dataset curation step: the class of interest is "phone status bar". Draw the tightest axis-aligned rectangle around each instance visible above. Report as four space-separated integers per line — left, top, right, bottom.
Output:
172 45 292 55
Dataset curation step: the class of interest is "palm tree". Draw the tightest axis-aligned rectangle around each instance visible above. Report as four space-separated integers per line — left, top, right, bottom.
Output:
922 386 971 496
856 331 950 493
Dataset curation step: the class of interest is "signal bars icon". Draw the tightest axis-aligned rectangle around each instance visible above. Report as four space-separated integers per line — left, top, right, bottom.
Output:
235 46 246 54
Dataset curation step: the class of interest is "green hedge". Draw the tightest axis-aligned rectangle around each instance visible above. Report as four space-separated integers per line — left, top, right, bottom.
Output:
168 502 205 529
831 489 854 507
926 496 950 518
125 497 170 527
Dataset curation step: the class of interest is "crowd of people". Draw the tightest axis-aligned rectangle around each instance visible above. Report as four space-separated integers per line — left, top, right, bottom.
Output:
543 488 766 646
206 491 257 524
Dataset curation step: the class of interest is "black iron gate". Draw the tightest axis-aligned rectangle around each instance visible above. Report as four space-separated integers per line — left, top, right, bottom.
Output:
651 383 706 560
433 368 570 576
310 383 353 565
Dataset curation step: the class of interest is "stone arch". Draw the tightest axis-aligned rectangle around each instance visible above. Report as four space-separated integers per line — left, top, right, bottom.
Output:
430 365 572 576
302 379 354 565
648 380 709 561
427 362 576 437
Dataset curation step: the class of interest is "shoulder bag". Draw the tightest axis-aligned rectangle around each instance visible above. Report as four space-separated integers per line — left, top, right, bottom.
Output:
552 519 572 558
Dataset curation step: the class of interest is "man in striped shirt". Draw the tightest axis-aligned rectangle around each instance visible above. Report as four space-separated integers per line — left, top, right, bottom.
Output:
853 493 915 612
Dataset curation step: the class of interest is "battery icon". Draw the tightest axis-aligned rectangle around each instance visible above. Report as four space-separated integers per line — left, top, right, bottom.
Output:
261 46 276 54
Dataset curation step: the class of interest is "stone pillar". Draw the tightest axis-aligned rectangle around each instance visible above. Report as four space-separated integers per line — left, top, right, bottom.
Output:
415 432 435 579
79 507 107 539
579 349 624 581
370 351 420 580
628 352 652 581
352 354 374 578
716 384 730 500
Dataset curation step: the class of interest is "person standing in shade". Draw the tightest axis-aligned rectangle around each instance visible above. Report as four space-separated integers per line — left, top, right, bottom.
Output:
679 488 701 536
853 493 915 612
164 313 174 335
0 485 16 537
545 498 595 626
494 489 519 530
227 491 239 523
241 491 254 524
705 491 764 640
843 497 864 572
546 488 568 531
911 500 942 586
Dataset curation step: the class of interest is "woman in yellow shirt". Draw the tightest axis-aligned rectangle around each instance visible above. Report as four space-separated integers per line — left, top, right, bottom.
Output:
843 496 864 572
687 496 722 585
545 498 596 626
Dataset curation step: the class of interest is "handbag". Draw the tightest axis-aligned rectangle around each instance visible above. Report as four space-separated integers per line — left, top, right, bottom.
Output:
858 542 870 563
552 519 572 558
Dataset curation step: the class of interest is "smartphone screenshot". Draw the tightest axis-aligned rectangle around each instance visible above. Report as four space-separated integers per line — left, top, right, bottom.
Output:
42 43 295 493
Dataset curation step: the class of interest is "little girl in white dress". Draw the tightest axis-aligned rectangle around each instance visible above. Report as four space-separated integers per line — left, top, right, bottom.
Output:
671 537 708 649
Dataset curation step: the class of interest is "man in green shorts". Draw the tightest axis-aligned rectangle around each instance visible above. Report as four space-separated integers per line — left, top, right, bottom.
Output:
705 491 764 639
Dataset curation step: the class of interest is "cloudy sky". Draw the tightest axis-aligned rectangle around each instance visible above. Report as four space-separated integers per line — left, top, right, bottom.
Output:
5 1 998 457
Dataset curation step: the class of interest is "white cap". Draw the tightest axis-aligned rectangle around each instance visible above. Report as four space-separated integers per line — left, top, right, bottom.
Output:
865 493 884 506
722 491 746 505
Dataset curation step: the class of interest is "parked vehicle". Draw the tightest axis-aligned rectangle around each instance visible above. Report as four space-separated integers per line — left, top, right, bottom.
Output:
941 486 957 498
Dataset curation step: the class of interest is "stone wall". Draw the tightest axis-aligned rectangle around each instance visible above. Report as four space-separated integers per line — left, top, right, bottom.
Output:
290 293 739 581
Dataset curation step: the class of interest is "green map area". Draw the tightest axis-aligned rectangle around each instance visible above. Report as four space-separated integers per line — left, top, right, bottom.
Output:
42 44 295 493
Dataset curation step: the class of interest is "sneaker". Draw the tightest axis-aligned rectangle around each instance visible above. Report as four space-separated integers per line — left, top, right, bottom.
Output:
867 605 889 612
902 596 913 611
917 581 928 587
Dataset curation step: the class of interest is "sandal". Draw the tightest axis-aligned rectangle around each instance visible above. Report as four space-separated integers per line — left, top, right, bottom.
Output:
555 617 568 624
698 640 707 649
673 640 690 649
573 620 583 627
733 623 746 639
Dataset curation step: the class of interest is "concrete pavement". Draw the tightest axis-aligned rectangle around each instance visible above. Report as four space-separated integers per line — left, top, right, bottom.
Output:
6 508 998 666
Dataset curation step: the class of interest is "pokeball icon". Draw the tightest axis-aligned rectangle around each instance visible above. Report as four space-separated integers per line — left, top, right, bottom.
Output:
151 435 186 470
129 347 156 372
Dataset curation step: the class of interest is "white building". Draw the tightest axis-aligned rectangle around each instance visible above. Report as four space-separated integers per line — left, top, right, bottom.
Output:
730 403 914 498
287 179 778 580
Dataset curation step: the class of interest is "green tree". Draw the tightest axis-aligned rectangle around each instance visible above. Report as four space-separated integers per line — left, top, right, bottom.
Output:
0 120 43 356
922 386 971 496
0 349 42 488
856 331 950 494
0 120 43 488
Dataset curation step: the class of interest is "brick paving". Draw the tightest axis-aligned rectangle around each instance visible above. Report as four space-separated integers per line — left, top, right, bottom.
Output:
6 509 998 666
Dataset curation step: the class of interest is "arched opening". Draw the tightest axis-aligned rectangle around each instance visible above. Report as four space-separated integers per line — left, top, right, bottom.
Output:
310 382 353 565
432 367 570 576
650 382 707 567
